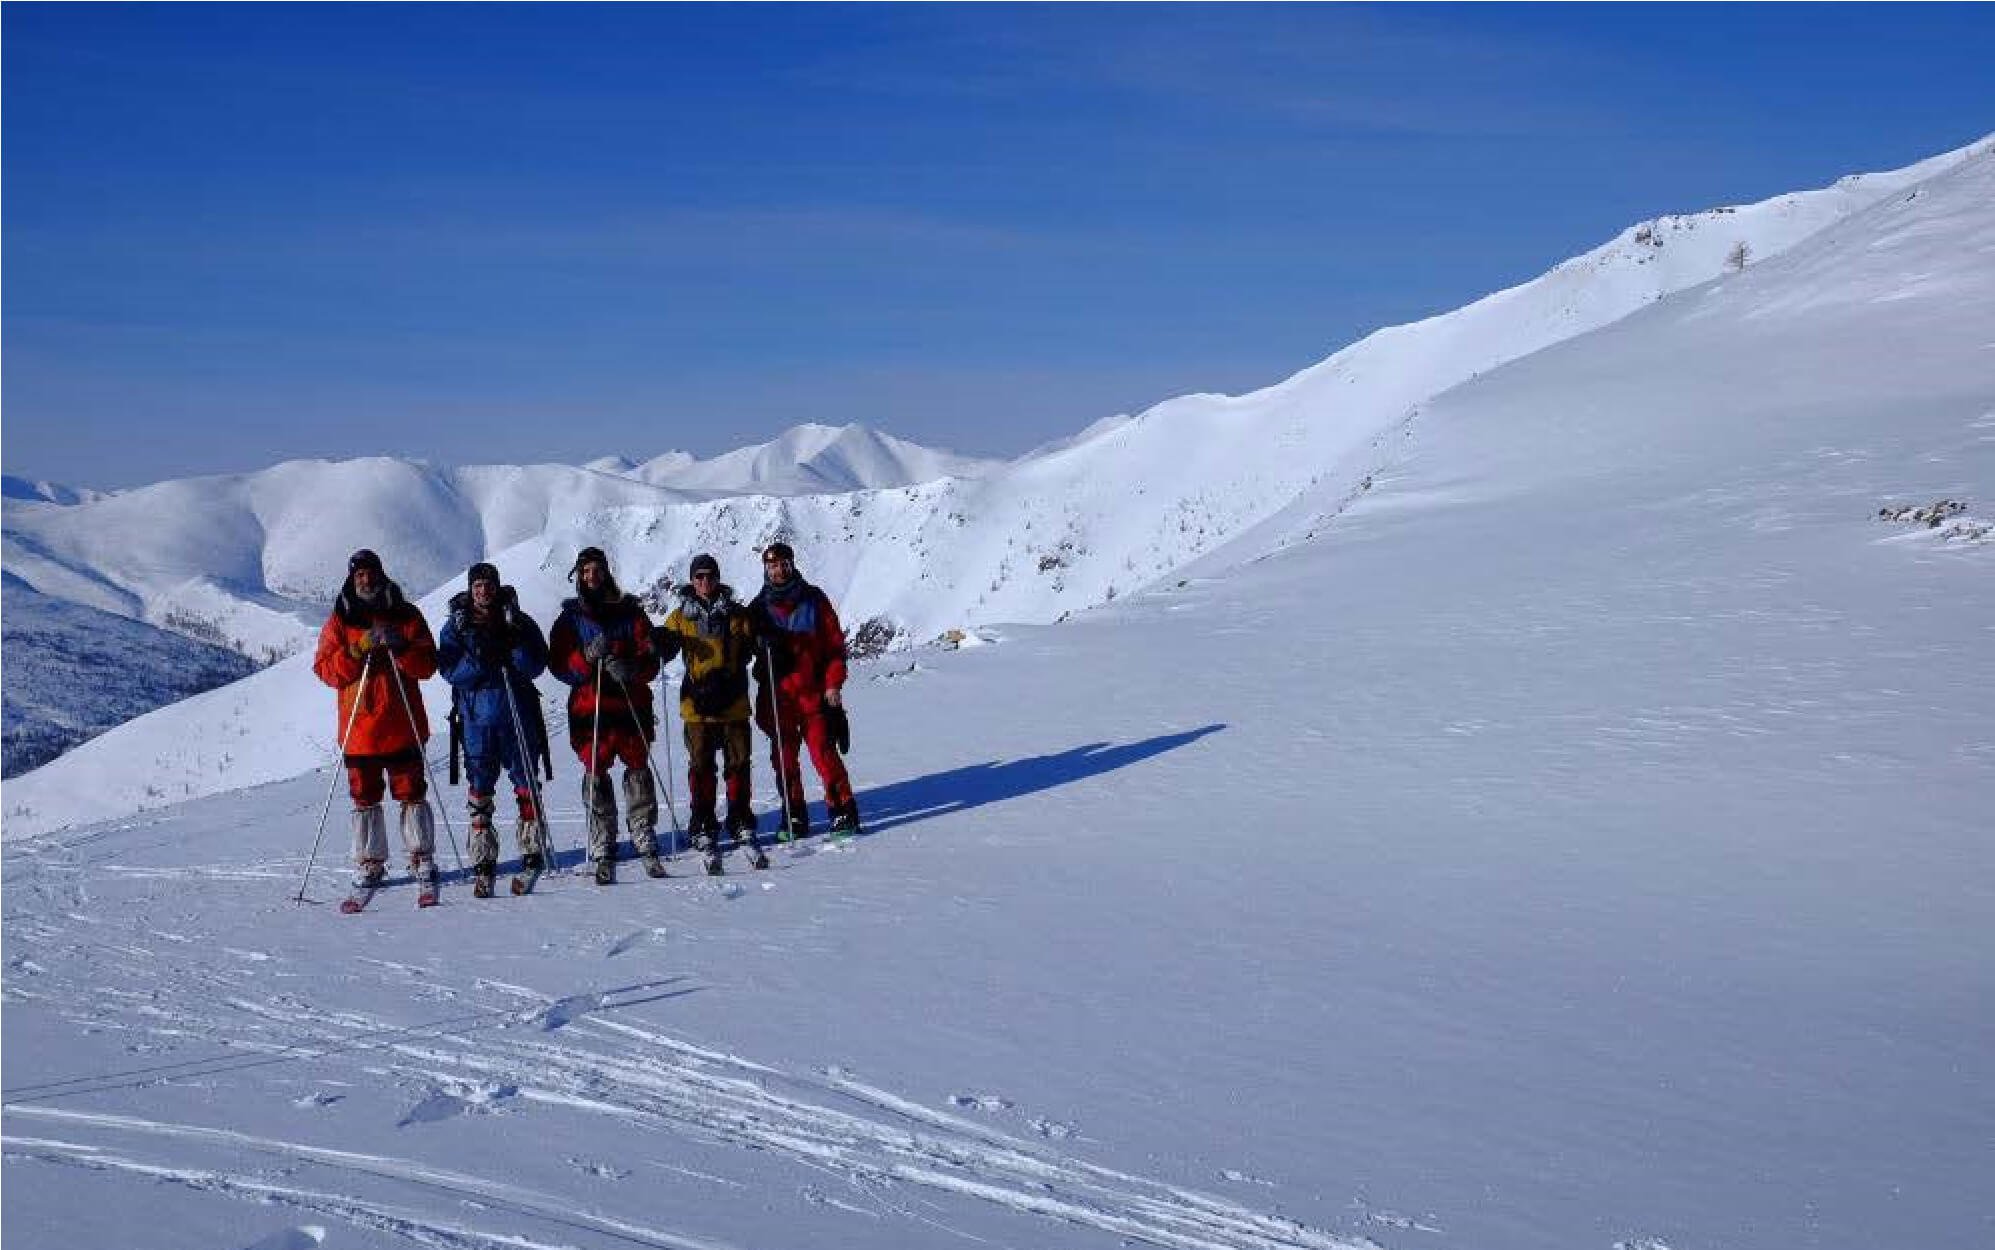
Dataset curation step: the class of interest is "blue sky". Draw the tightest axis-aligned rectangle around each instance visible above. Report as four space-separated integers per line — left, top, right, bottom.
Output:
6 5 1991 490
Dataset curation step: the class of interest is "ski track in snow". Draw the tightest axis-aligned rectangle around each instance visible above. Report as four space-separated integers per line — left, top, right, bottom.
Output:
3 1118 734 1250
2 898 1365 1250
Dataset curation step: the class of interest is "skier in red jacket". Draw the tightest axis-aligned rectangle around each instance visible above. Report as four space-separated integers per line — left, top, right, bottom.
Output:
747 542 858 839
547 547 664 884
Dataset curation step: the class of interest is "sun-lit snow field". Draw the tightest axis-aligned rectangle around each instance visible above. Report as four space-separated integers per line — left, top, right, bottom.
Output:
4 145 1992 1250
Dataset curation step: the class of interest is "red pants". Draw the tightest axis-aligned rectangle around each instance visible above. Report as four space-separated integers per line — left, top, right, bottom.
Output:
760 703 852 813
574 728 648 778
346 751 426 805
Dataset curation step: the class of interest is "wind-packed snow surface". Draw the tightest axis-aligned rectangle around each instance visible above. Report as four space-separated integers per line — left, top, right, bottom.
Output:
5 142 1994 1250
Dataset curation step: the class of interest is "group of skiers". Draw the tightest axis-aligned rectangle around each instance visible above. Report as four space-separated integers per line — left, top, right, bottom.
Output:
311 543 857 902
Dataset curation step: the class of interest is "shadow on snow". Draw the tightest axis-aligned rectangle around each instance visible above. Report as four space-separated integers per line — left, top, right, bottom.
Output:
852 723 1227 837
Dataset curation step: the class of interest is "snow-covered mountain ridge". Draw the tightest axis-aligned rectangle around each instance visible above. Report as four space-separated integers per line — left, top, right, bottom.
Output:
2 423 991 661
1 475 108 507
4 136 1989 837
589 423 1000 495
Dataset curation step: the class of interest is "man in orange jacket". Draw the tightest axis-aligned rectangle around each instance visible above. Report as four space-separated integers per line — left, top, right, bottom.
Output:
312 549 441 891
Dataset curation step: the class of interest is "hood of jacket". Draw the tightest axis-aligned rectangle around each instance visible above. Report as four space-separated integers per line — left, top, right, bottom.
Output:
334 575 410 626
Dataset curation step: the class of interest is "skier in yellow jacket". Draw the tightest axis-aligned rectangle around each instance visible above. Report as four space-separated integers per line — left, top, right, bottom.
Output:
655 553 769 873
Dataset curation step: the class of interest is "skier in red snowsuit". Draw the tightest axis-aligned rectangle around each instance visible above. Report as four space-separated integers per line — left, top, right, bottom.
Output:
547 547 664 884
747 542 858 838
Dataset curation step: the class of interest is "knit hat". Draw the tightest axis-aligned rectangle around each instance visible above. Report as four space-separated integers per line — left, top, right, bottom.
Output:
348 549 385 575
762 542 795 564
569 546 609 582
689 552 720 578
467 562 500 590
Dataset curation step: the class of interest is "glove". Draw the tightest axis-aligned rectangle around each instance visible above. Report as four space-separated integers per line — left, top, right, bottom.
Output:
824 703 850 755
370 623 405 653
605 656 636 686
478 630 509 665
582 636 609 664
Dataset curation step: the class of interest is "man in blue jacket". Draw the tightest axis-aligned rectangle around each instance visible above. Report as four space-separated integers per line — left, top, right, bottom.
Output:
438 562 551 897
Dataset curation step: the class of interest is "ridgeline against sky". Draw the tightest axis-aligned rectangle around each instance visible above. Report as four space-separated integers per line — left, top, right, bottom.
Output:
5 4 1992 489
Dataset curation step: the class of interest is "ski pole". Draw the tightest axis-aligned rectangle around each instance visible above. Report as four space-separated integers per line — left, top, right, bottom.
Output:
658 659 682 857
759 639 798 841
605 666 682 850
296 650 374 902
501 673 565 874
388 649 465 872
588 656 605 858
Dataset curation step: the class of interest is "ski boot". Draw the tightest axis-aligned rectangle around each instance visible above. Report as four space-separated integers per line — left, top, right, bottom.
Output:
827 800 861 839
727 809 769 870
593 857 616 887
690 814 725 876
472 861 497 899
341 859 386 914
642 852 669 879
511 851 545 896
412 853 441 908
692 832 725 877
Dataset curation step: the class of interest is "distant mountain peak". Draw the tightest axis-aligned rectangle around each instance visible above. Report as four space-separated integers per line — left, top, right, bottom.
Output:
2 474 107 506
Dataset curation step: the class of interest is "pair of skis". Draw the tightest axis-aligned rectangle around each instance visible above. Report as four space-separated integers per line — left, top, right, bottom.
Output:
340 867 443 913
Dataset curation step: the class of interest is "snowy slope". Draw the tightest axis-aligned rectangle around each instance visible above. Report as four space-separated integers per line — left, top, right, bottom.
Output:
7 138 1987 840
0 576 258 777
4 141 1990 1250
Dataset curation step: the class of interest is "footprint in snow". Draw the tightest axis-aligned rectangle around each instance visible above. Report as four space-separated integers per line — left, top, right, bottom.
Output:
540 993 602 1030
398 1082 519 1127
399 1092 469 1127
1350 1196 1444 1234
949 1093 1013 1112
1029 1116 1079 1139
566 1157 631 1181
239 1224 326 1250
606 929 657 957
